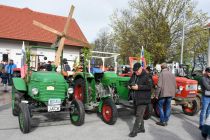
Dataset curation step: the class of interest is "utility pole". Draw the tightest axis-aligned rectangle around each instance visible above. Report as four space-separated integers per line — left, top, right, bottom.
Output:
180 0 186 65
208 26 210 67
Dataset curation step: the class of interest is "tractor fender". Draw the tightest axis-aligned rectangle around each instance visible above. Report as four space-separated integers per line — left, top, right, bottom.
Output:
196 93 202 99
98 96 112 113
12 78 27 91
196 93 202 105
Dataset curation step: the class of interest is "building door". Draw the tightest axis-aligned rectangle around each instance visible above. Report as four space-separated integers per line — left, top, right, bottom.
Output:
2 54 8 62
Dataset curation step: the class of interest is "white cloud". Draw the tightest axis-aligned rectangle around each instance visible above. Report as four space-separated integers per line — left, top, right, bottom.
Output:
0 0 209 42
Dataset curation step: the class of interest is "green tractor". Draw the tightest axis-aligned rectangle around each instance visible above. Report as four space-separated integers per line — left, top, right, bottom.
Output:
71 51 152 125
71 50 118 125
12 46 85 134
100 71 152 120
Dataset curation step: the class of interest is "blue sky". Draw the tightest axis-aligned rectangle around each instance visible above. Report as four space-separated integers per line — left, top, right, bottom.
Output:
0 0 209 42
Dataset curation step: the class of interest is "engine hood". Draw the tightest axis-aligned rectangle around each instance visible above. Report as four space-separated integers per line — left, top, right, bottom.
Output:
31 71 66 83
176 77 198 84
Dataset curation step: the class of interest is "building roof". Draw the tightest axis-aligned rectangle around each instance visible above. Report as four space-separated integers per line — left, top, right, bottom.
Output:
0 5 88 47
207 23 210 28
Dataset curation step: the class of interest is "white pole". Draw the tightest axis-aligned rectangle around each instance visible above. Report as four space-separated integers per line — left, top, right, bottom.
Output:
208 28 210 67
102 57 105 71
181 0 186 65
88 60 90 73
114 56 117 73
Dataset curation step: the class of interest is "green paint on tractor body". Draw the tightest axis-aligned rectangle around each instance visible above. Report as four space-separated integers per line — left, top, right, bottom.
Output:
102 72 130 100
28 71 68 103
12 7 87 132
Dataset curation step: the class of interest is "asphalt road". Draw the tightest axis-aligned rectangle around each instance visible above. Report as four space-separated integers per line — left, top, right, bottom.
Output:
0 85 204 140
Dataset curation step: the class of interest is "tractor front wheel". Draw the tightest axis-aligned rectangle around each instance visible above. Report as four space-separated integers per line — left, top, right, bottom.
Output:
73 78 85 103
12 86 24 116
182 97 201 116
70 99 85 126
101 98 118 125
18 103 31 134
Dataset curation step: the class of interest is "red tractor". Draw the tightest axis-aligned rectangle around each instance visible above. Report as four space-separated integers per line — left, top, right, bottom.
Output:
119 57 201 116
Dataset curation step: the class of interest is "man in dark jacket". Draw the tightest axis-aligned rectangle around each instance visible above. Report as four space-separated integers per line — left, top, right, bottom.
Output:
45 61 52 71
128 62 152 137
200 67 210 129
155 63 176 126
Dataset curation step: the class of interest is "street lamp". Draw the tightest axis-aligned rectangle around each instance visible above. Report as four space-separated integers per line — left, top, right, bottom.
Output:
180 0 187 65
207 23 210 67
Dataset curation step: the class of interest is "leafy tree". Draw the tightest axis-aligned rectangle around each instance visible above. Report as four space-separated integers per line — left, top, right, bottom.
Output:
110 0 209 66
183 26 208 73
92 28 119 66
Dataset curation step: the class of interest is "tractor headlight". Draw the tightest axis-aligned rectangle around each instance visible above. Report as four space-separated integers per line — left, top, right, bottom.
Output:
198 85 201 91
32 88 39 95
68 88 74 94
179 86 183 91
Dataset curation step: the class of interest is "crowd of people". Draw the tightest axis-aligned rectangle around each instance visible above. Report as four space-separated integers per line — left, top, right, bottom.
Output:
0 60 17 92
128 62 210 139
128 62 176 137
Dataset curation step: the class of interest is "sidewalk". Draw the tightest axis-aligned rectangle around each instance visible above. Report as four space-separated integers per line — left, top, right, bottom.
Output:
0 84 12 106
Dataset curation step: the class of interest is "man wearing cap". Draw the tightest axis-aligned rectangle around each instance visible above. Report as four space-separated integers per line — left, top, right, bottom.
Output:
155 63 176 126
200 67 210 130
128 62 152 137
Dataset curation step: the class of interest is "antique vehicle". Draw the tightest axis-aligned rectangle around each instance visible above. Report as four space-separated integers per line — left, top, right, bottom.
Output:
12 5 86 133
121 57 201 116
71 51 152 126
72 50 118 125
12 46 85 133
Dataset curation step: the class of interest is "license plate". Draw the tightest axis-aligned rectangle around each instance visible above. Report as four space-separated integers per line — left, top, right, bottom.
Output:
47 86 55 91
48 98 61 105
48 105 60 112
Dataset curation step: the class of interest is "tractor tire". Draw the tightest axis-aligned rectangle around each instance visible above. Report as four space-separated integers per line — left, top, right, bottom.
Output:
12 87 24 116
101 98 118 125
182 97 201 116
143 103 152 120
18 103 31 134
70 99 85 126
73 78 86 103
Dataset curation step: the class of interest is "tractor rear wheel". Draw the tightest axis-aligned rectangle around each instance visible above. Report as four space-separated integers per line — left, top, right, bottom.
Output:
70 99 85 126
143 103 152 120
73 78 86 103
182 97 201 116
101 98 118 125
18 103 31 134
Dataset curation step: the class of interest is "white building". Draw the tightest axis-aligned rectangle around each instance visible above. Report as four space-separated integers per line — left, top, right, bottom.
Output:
0 5 89 68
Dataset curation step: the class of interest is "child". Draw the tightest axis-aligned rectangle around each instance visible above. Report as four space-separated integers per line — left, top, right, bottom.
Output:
1 69 8 92
201 114 210 140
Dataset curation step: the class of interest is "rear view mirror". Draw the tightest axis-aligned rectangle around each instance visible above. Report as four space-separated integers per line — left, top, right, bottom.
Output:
44 57 47 60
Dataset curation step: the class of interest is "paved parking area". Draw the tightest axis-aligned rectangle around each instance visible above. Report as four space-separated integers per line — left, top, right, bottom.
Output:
0 85 204 140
